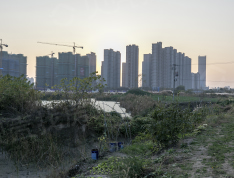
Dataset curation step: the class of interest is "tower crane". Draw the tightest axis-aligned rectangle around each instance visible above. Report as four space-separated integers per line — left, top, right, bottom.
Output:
38 42 83 77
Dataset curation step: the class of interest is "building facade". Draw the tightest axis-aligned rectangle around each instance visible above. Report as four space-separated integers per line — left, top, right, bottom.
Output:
57 52 89 85
36 56 58 89
87 52 96 75
198 56 206 89
101 49 121 89
142 54 151 88
1 51 27 77
183 56 192 90
122 62 127 87
124 45 139 88
151 42 163 90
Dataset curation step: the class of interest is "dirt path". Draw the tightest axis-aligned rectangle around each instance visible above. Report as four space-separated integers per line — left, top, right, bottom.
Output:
153 114 234 177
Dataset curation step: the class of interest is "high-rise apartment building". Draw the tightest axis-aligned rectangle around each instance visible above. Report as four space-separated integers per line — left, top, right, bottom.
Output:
163 47 174 89
183 56 192 90
122 62 127 87
57 52 89 85
87 52 96 75
142 54 152 88
151 42 163 90
1 51 27 77
198 56 206 89
191 72 200 90
36 56 58 89
101 49 121 88
124 44 139 88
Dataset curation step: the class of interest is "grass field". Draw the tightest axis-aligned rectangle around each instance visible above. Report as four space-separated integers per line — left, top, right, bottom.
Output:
150 94 220 103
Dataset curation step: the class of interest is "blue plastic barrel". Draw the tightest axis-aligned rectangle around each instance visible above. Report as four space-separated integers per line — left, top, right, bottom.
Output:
118 142 124 149
91 149 98 160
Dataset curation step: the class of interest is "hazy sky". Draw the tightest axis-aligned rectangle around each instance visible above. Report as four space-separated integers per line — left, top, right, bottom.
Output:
1 0 234 88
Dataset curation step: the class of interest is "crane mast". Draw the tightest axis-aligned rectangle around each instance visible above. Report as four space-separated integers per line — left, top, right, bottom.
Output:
45 52 55 87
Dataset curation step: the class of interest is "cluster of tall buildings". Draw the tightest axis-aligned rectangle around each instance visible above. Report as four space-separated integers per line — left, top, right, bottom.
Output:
1 41 207 91
143 43 207 90
142 42 194 90
101 42 207 90
35 52 96 89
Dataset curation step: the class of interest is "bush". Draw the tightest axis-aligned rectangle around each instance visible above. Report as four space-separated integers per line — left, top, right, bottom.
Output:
4 134 63 167
121 141 155 157
125 88 151 96
129 117 151 136
0 75 40 116
118 94 156 116
149 104 193 147
91 156 147 178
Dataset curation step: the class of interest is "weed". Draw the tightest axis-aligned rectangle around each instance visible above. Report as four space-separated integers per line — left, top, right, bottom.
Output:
91 156 147 178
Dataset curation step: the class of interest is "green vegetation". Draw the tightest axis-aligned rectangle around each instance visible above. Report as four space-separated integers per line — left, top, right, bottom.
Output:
1 75 234 177
91 156 147 178
0 75 40 116
125 88 151 96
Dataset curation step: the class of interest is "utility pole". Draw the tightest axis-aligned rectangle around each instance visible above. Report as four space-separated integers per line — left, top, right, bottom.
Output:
0 39 8 76
172 64 179 101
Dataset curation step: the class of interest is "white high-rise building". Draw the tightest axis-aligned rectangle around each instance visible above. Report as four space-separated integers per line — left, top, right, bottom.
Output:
198 56 206 89
142 54 152 88
101 49 121 89
125 44 139 88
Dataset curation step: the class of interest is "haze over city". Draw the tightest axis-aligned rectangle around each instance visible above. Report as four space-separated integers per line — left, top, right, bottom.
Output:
1 0 234 88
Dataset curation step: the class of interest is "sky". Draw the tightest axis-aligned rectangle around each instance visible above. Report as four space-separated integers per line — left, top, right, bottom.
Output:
1 0 234 88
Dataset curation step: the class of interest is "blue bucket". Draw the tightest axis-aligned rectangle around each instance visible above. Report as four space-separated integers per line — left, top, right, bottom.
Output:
109 143 117 152
118 142 124 149
91 149 98 160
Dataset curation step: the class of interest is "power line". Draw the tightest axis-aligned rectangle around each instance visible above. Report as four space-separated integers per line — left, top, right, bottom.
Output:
181 78 234 83
175 61 234 66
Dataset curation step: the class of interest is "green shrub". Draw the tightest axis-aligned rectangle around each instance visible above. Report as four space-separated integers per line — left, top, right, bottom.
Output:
0 75 40 115
129 117 151 136
4 134 63 166
125 88 150 96
91 156 147 178
121 141 154 157
118 94 156 116
149 104 194 147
